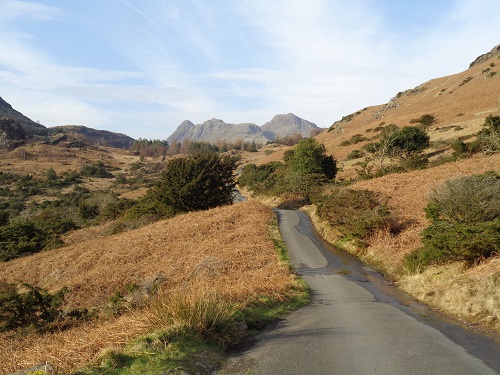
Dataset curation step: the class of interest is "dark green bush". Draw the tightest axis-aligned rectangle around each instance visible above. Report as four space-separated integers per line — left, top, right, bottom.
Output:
313 189 391 243
409 114 436 127
0 211 8 226
0 221 47 261
339 134 369 146
0 283 66 332
405 173 500 273
398 153 429 171
99 198 136 220
124 195 177 221
389 126 430 156
154 153 239 212
80 162 113 178
237 162 283 194
346 149 365 160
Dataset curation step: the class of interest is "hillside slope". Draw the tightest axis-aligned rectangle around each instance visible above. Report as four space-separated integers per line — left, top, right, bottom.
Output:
315 44 500 170
0 96 46 134
0 201 297 373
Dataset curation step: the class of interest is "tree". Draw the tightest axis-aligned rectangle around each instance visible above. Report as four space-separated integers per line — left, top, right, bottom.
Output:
389 126 430 157
153 153 239 212
45 168 57 182
360 125 430 174
285 138 337 179
280 138 337 197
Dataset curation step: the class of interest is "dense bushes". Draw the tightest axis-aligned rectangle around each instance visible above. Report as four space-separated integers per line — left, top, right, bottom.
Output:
80 162 114 178
0 282 91 333
356 125 430 178
452 116 500 158
238 138 336 200
313 188 391 245
0 283 66 332
0 221 47 261
238 162 283 194
405 173 500 273
153 153 239 212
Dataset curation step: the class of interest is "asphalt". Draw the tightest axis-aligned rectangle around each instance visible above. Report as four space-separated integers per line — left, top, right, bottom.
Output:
218 209 500 375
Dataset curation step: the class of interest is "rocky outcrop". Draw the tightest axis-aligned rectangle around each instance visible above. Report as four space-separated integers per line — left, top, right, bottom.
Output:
469 44 500 68
48 125 135 149
0 118 27 152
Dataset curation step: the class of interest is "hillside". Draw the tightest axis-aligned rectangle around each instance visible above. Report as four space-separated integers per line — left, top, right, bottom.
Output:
0 201 300 373
318 44 500 172
0 43 498 373
48 125 135 149
0 97 135 149
167 113 319 145
0 97 46 135
251 44 499 171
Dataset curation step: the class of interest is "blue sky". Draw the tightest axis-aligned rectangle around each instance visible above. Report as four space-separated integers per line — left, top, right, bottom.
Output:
0 0 499 140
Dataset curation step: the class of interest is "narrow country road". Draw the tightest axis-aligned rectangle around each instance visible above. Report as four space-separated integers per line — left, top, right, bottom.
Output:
219 209 500 375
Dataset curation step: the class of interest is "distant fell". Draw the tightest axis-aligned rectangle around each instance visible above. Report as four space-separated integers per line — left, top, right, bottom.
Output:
0 97 135 149
49 125 135 149
261 113 318 141
167 113 319 145
0 97 46 135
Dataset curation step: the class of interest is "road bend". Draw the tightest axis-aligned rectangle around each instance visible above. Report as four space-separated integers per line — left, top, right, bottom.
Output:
219 209 500 375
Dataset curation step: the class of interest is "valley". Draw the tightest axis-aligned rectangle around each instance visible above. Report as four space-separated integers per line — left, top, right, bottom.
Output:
0 44 499 374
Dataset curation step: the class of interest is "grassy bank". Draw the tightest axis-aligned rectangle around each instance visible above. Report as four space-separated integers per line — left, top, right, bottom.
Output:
0 201 309 374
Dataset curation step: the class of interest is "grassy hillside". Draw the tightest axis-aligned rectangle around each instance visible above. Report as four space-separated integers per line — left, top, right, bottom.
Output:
0 201 305 373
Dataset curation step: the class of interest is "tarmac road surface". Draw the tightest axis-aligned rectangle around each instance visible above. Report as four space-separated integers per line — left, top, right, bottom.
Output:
219 209 500 375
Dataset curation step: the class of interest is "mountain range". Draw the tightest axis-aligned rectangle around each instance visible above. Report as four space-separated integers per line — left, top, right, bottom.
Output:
2 95 319 149
166 113 319 145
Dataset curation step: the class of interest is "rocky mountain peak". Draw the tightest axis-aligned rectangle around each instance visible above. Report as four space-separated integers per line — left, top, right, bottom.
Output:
167 113 319 145
469 44 500 68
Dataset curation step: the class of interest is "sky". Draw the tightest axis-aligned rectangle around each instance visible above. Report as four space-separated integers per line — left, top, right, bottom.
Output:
0 0 499 140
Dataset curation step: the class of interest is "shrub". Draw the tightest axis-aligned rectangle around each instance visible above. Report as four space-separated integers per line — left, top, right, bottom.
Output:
313 188 391 243
0 221 47 261
389 126 430 156
409 114 436 127
285 138 337 179
80 162 113 178
0 283 66 332
237 162 283 194
346 149 365 160
340 134 369 146
399 153 429 171
405 173 500 273
278 138 337 199
153 153 239 212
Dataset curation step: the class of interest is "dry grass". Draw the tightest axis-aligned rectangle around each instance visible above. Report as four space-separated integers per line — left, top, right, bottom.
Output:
0 201 296 373
398 257 500 331
0 314 147 373
352 153 500 226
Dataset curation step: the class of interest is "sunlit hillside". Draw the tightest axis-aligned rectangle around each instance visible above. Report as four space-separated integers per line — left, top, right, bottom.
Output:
0 201 300 373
